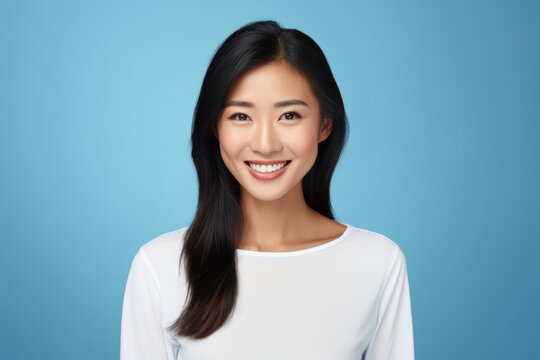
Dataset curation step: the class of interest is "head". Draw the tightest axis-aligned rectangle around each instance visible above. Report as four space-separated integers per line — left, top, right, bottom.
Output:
191 20 348 210
170 20 349 340
215 59 333 202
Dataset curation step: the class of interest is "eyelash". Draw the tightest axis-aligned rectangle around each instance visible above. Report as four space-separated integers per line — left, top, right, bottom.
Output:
228 111 302 121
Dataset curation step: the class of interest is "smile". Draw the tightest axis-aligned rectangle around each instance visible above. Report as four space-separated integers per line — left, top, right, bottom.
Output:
244 160 292 181
245 160 291 173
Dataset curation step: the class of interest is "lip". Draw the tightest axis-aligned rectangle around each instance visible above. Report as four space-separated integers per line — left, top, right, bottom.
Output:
245 160 291 165
245 160 291 181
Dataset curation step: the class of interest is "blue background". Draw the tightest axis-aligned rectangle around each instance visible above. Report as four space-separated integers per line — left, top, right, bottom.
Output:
1 0 538 359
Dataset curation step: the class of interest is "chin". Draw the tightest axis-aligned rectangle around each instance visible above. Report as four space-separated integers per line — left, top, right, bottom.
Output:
243 187 291 202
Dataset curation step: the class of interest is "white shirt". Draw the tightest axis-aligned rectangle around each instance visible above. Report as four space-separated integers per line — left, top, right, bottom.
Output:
120 224 415 359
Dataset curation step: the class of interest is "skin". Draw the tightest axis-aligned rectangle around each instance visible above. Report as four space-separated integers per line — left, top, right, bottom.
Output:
215 59 347 252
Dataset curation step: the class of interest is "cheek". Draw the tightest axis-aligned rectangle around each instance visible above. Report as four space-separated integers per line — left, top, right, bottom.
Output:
294 138 318 160
218 124 245 160
284 126 320 159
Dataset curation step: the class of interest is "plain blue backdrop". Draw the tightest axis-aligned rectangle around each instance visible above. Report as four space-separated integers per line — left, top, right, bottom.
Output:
1 0 538 359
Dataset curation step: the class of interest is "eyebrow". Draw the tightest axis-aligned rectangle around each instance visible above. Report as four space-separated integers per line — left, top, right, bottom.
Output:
223 99 309 108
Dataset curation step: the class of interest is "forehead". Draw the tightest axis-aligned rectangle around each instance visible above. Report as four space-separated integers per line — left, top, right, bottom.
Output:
226 60 317 104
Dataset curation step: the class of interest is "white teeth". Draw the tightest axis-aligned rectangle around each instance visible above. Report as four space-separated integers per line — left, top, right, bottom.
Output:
248 161 288 173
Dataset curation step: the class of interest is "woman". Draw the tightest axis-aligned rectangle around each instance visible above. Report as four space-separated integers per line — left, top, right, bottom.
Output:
120 20 414 359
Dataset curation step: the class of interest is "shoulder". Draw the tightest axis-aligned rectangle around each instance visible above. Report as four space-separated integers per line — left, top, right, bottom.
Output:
132 226 189 287
139 226 188 260
346 224 403 254
341 224 407 272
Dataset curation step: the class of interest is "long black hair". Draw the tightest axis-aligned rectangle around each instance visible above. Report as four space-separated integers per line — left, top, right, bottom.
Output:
167 20 349 339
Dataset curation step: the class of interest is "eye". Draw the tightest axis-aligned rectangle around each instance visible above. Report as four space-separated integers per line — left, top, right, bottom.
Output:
229 112 250 121
280 111 302 121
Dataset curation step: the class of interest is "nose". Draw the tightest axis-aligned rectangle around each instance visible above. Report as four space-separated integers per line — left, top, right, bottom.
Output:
249 117 283 155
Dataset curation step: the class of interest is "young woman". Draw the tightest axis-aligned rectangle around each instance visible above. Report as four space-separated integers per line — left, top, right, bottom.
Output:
121 20 414 360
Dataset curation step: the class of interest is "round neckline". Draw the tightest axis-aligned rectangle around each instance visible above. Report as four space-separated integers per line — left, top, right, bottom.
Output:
236 223 352 258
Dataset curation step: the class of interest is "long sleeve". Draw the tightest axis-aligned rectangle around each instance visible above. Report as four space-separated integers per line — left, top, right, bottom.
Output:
120 248 179 360
365 247 415 360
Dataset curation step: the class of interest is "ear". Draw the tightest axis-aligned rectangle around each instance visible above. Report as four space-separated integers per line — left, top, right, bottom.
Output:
318 117 333 143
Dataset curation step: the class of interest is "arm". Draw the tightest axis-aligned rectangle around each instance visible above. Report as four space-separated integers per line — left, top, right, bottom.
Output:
365 247 415 360
120 248 179 360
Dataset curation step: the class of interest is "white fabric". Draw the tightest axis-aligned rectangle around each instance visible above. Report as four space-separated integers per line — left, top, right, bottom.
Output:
120 224 415 359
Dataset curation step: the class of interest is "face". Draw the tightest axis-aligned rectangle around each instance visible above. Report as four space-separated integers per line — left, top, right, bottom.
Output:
215 60 332 202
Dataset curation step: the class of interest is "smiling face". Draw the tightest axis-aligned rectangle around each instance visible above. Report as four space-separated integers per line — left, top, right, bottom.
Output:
215 60 332 202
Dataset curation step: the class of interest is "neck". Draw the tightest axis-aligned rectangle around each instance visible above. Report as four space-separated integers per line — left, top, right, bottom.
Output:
238 182 317 251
